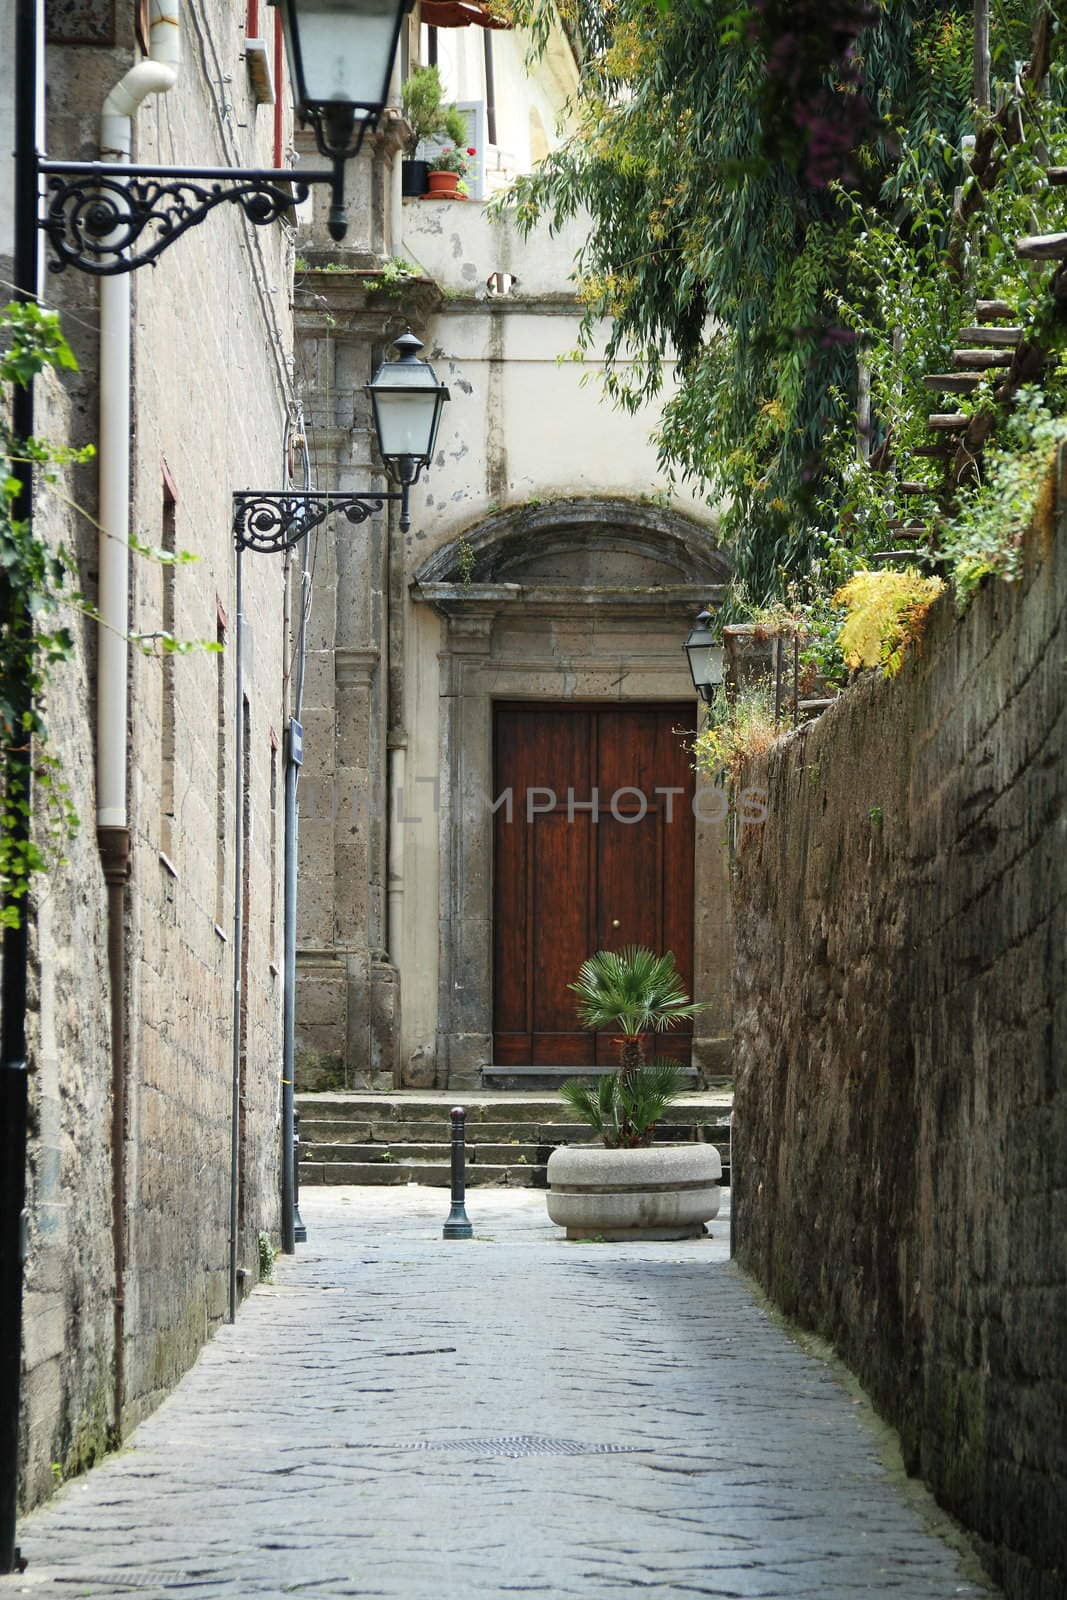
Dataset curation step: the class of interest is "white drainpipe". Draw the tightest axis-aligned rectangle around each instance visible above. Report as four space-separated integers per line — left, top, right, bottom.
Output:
97 0 181 828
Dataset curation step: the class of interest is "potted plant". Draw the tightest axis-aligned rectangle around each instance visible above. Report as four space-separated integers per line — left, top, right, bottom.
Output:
399 66 469 197
545 948 722 1241
425 144 476 198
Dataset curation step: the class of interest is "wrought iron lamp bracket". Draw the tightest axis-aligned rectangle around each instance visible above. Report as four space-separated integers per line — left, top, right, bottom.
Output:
233 489 407 553
38 160 336 276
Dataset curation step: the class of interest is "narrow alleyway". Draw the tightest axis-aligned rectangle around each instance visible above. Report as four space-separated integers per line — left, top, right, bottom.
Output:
3 1190 995 1600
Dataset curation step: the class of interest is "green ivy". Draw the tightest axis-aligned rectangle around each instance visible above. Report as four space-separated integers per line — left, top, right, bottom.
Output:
0 302 222 928
937 385 1067 604
0 302 88 928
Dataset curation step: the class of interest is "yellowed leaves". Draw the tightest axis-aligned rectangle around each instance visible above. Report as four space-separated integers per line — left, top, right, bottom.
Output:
834 568 945 677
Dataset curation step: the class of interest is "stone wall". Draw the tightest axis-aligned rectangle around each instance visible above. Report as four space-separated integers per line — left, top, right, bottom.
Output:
731 451 1067 1600
22 372 115 1504
16 0 293 1508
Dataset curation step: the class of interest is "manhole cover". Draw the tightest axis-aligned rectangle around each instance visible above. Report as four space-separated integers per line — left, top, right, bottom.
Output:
390 1435 644 1458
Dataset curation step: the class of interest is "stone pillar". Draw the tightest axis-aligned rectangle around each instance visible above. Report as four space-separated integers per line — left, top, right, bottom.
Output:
292 106 442 1092
437 614 494 1090
333 645 397 1089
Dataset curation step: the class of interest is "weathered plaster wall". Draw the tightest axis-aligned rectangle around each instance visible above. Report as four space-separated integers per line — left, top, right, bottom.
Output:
732 454 1067 1600
17 0 293 1507
293 190 733 1091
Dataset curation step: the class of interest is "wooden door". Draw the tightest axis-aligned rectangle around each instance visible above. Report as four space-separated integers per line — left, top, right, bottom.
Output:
492 703 695 1067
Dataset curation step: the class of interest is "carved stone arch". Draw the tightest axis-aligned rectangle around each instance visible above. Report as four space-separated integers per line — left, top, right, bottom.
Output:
413 495 730 597
405 496 732 1093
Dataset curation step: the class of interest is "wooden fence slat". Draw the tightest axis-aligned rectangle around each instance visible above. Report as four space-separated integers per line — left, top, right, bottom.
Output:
1015 233 1067 260
956 326 1023 345
922 373 983 393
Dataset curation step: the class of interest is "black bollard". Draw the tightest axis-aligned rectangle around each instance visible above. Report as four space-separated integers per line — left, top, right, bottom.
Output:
443 1106 473 1239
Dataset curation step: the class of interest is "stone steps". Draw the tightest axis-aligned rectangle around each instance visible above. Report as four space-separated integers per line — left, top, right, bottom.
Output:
296 1091 733 1190
299 1117 569 1144
481 1064 702 1092
305 1140 547 1164
297 1159 540 1188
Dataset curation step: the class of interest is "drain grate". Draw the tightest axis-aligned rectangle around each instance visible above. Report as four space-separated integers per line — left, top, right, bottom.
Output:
55 1573 226 1591
389 1435 644 1459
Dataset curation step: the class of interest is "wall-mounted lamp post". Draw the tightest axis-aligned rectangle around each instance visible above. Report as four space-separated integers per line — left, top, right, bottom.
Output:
231 330 449 1265
277 0 414 240
684 609 720 704
33 0 414 271
234 333 449 546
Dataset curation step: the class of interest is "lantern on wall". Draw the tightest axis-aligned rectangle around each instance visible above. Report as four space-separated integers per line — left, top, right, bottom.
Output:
367 330 451 505
684 609 720 703
275 0 414 238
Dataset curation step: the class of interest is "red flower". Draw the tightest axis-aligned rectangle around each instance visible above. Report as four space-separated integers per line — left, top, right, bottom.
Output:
467 147 476 156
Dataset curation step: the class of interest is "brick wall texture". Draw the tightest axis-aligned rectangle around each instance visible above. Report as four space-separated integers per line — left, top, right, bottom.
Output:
732 451 1067 1600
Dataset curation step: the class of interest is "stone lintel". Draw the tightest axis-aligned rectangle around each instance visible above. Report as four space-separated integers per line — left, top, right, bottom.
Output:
444 615 493 656
294 277 443 335
414 581 721 621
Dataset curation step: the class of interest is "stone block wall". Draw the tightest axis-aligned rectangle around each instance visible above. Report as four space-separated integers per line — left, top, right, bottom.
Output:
16 0 293 1507
119 40 293 1425
731 451 1067 1600
21 372 115 1505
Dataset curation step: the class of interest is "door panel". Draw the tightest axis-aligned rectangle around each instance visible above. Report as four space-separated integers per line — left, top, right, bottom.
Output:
492 712 529 1062
493 703 695 1067
531 809 594 1063
595 807 662 1065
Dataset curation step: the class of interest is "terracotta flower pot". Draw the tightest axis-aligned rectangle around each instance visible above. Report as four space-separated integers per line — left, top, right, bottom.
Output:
427 170 460 195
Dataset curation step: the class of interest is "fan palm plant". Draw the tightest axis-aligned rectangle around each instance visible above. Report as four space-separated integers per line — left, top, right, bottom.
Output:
561 947 705 1148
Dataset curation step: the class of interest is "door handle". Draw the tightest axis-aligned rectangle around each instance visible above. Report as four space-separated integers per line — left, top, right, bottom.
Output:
612 919 620 928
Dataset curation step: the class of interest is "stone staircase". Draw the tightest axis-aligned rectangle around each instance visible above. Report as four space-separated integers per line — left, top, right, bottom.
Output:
296 1090 733 1189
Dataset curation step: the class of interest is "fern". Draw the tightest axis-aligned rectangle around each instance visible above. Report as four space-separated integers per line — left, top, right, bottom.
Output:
834 567 945 677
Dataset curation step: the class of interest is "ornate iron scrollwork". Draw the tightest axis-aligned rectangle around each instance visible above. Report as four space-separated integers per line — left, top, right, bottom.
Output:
39 162 328 276
232 491 402 554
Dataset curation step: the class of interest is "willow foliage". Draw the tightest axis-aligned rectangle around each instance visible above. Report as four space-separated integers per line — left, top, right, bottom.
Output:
504 0 1056 600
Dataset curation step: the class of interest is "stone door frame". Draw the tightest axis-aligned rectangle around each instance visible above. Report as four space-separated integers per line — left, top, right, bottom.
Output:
412 501 732 1090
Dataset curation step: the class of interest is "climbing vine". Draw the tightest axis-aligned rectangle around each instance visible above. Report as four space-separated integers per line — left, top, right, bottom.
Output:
1 303 87 928
0 302 219 927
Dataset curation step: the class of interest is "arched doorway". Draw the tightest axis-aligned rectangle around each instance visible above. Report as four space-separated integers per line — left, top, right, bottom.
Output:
408 497 733 1091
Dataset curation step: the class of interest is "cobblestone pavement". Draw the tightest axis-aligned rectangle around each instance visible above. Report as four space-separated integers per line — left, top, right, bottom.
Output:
3 1187 996 1600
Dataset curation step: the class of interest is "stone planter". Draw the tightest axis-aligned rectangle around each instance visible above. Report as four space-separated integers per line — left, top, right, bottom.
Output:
546 1143 721 1241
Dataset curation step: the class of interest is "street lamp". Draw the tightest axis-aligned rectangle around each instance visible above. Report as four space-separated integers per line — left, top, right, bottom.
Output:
230 330 450 1264
366 330 450 504
277 0 414 240
37 0 414 272
684 609 720 703
234 330 450 546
